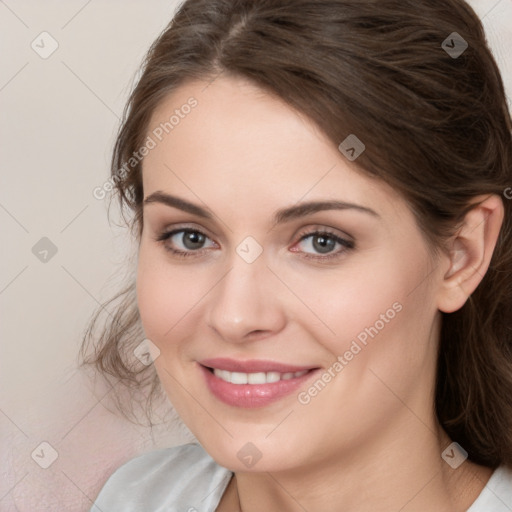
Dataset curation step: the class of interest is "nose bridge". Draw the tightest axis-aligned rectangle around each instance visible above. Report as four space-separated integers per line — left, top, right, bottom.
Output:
206 245 285 342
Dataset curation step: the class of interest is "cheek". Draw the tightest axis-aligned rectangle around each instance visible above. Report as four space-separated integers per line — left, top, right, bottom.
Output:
286 249 438 450
135 244 204 350
316 245 438 409
303 241 435 366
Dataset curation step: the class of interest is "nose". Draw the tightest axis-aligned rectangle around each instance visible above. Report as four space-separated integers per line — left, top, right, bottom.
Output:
206 252 287 344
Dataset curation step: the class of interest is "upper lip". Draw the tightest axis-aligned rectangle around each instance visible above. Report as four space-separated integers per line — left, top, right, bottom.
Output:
199 357 318 373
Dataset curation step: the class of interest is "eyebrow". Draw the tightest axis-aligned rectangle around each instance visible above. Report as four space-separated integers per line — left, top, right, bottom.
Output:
143 190 380 224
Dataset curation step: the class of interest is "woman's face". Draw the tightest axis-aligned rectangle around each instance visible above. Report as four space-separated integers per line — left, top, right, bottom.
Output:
137 75 446 472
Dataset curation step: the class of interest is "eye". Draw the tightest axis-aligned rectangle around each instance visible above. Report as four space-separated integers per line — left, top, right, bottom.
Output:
155 228 216 258
154 226 354 261
292 229 354 261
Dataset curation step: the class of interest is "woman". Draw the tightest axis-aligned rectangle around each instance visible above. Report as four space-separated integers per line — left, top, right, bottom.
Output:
83 0 512 510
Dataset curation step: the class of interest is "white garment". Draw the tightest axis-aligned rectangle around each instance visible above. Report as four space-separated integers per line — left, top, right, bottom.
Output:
90 442 512 511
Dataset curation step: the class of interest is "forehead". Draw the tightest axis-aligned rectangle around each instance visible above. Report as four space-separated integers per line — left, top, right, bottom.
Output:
142 76 406 221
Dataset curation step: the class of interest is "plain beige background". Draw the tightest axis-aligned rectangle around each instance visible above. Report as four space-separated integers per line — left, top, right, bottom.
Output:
1 0 511 510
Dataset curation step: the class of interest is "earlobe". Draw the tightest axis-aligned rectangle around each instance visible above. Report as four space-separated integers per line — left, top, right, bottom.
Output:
438 235 477 313
437 194 504 314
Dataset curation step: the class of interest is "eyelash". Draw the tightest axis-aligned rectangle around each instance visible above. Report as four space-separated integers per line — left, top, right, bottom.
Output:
154 227 355 262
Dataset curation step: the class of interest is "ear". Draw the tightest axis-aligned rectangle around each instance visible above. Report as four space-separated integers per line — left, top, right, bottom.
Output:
437 194 505 314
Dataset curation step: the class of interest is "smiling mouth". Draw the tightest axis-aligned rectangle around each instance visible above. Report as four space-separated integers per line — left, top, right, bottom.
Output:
198 360 321 408
204 367 313 385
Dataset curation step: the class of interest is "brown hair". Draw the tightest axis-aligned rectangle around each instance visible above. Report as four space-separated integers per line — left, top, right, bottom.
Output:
80 0 512 468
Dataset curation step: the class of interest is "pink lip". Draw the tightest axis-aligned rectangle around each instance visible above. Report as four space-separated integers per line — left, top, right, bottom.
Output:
199 357 315 373
198 359 320 408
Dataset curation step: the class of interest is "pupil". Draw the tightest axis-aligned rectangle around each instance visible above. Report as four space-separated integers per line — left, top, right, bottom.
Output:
313 235 335 254
184 232 204 249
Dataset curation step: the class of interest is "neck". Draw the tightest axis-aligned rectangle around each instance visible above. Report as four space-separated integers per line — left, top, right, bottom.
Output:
229 422 493 512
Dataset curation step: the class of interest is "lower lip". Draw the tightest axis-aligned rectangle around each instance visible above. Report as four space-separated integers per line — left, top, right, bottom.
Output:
199 364 319 408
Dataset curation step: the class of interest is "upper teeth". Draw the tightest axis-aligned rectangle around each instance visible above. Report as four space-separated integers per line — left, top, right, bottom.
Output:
213 369 309 384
